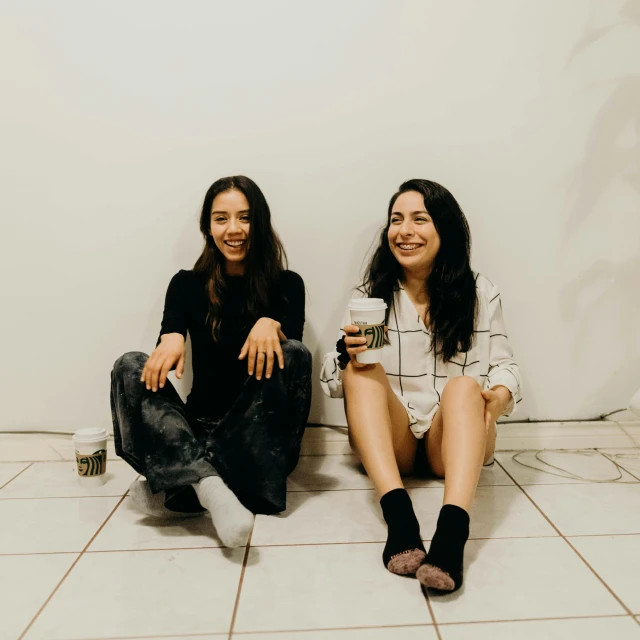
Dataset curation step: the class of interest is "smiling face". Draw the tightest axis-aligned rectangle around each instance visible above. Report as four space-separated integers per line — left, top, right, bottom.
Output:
209 189 251 275
387 190 441 276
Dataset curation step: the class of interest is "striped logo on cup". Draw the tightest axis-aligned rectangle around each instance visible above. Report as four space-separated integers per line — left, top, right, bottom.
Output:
76 450 107 477
356 323 385 350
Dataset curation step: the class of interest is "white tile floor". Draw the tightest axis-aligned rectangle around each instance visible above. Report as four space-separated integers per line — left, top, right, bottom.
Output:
1 427 640 640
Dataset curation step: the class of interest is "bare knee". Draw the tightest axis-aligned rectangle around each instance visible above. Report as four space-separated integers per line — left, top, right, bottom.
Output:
342 361 384 391
441 376 483 403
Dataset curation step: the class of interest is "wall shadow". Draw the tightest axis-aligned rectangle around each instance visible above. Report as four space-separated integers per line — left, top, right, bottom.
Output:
560 0 640 410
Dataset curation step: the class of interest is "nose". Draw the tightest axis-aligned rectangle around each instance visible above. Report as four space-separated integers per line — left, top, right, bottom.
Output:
399 220 414 237
228 218 241 235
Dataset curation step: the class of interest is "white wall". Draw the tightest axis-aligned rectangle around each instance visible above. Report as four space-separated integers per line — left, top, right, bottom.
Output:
1 0 638 432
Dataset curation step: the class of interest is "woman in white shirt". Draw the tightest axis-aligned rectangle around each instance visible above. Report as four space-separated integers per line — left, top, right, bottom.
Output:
320 179 522 592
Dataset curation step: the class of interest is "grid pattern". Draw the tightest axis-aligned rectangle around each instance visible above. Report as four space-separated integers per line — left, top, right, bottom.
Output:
1 426 640 640
320 274 523 439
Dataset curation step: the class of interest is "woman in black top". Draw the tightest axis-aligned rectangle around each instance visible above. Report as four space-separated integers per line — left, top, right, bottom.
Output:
110 176 312 548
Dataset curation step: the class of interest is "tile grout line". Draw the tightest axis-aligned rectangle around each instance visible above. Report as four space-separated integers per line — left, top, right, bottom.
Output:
215 614 636 635
58 633 228 640
0 462 33 491
0 494 137 501
0 494 134 501
227 522 255 639
62 633 228 640
423 587 443 640
494 459 638 621
617 423 636 442
232 623 437 635
50 614 638 639
17 493 128 640
286 483 519 492
5 528 640 559
435 613 634 626
36 433 66 461
0 551 80 557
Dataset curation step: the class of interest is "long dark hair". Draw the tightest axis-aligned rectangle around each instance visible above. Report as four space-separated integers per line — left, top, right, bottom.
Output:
193 175 287 339
362 179 477 361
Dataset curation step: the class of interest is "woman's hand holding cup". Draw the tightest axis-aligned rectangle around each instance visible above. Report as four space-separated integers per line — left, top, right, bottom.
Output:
343 324 372 369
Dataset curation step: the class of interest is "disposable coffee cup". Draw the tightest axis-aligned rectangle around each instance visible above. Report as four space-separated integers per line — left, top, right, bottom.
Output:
72 427 108 487
348 298 387 364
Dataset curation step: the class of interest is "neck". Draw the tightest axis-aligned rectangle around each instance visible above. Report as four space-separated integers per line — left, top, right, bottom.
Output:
402 266 430 302
224 260 246 277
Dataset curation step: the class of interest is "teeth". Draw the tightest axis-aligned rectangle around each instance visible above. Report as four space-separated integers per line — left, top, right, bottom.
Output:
399 244 420 250
226 241 245 247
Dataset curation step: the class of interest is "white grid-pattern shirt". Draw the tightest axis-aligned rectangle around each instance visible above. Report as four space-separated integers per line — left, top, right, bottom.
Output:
320 273 523 438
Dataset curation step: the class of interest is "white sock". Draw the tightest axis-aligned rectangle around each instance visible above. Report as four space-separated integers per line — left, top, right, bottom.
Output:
128 479 202 518
192 476 254 548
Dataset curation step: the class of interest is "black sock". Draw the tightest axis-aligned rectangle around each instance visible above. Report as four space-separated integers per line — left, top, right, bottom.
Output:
417 504 470 592
380 488 426 575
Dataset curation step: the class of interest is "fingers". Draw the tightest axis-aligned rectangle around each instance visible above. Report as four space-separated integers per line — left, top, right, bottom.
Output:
343 324 360 335
345 333 367 361
141 353 157 390
247 342 258 376
158 357 173 389
344 325 367 363
149 355 161 392
140 361 149 386
263 336 284 379
264 348 274 379
176 353 185 379
141 350 179 391
275 340 285 370
255 349 266 380
244 326 286 378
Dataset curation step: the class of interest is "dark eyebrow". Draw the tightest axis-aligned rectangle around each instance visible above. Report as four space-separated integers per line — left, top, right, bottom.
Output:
211 209 251 215
390 210 429 216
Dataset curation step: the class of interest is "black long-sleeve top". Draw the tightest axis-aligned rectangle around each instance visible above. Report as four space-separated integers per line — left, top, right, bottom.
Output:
158 269 305 421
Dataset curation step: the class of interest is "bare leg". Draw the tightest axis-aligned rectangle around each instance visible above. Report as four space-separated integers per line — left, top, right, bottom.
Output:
425 376 488 510
417 376 489 591
343 362 425 574
342 362 416 495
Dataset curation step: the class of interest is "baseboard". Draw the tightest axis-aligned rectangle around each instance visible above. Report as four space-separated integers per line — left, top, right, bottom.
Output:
300 420 640 455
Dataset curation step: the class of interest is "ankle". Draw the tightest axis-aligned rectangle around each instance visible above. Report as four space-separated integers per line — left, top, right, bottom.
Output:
380 488 419 526
436 504 470 538
380 489 425 575
417 504 470 592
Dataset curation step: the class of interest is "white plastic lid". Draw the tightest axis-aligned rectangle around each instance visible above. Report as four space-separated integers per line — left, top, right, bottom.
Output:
73 427 108 443
348 298 387 310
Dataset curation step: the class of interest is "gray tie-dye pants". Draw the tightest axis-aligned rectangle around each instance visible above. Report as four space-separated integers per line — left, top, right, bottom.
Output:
110 340 312 514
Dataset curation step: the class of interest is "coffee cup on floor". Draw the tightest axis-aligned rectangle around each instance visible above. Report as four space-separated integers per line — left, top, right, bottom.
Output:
348 298 388 364
72 427 108 486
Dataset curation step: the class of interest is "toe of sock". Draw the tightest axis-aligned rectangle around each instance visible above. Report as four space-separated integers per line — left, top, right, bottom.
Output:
215 516 254 548
386 548 426 575
416 563 457 591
